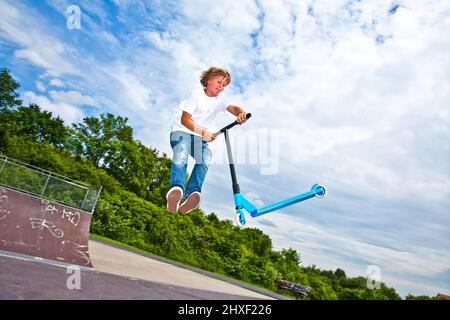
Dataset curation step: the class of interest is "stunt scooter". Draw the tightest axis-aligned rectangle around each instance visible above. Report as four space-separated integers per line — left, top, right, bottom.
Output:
213 113 327 226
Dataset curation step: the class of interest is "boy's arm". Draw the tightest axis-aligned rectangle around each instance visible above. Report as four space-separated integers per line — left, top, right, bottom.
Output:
181 111 215 142
226 105 248 124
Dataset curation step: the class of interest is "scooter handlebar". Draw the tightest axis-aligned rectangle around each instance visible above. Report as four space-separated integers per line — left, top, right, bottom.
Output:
213 113 251 137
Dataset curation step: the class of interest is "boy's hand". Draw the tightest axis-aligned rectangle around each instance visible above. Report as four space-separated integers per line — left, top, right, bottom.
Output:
202 130 216 142
236 112 248 124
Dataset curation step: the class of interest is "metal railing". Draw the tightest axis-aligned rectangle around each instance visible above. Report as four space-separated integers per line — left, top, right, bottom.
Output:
0 155 102 213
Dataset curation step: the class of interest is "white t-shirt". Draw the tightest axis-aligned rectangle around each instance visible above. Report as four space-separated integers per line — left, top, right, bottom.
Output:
170 88 230 136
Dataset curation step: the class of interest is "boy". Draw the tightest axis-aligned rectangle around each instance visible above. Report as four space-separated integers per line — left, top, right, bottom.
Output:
166 67 248 214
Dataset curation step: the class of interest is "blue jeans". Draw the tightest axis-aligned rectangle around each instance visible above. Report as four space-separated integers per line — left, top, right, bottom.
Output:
169 131 212 197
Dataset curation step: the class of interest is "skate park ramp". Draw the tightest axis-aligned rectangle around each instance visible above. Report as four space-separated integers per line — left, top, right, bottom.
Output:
0 186 281 299
0 156 101 268
88 238 279 299
0 238 282 300
0 157 283 299
0 186 95 268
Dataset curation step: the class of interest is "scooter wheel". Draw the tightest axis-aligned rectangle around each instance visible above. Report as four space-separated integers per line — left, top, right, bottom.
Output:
314 185 327 198
234 211 246 227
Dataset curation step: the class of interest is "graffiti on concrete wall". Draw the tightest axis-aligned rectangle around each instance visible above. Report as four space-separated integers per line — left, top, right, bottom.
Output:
0 187 93 267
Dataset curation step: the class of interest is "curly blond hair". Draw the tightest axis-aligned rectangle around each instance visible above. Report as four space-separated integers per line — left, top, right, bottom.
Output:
200 67 231 88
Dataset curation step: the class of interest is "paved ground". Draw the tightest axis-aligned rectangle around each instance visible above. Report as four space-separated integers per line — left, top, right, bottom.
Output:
0 238 286 300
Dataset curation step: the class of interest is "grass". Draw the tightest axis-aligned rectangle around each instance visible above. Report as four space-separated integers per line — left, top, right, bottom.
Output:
89 233 151 255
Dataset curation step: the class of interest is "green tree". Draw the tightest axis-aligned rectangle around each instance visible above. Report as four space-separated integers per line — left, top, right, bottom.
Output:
105 139 171 207
334 268 347 279
69 113 133 166
307 275 339 300
0 68 23 147
0 68 22 111
281 248 301 266
239 228 273 257
13 104 69 146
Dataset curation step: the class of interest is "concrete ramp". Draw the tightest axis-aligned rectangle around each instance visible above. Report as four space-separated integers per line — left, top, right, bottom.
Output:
0 157 283 300
0 186 93 268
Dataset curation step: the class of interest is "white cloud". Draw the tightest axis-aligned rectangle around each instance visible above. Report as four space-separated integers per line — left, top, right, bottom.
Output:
35 81 46 92
48 90 96 107
23 90 89 124
49 78 65 87
104 64 152 111
251 212 450 297
0 1 78 76
244 192 265 208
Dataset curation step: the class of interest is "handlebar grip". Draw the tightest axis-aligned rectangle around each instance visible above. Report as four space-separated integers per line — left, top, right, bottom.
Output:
213 113 252 137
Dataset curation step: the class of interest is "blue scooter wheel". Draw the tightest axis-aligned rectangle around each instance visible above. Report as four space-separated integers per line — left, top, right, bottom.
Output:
234 210 246 226
313 185 327 198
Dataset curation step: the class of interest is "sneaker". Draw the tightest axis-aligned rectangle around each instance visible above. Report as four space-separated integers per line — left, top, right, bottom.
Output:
166 186 183 213
179 191 201 214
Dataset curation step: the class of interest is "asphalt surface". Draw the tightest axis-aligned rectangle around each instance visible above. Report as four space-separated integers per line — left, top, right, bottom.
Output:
0 238 286 300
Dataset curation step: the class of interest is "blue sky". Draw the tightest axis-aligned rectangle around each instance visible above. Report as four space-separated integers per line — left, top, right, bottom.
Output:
1 0 449 298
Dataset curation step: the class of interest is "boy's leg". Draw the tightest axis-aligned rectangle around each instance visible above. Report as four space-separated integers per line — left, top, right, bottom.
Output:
167 132 189 212
186 136 212 195
180 136 212 214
